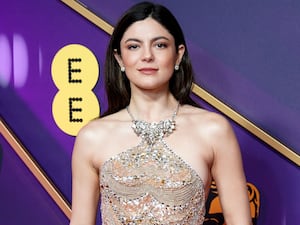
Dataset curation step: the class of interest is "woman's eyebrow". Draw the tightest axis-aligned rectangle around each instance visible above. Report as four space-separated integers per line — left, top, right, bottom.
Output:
152 36 170 42
124 36 170 43
124 38 141 43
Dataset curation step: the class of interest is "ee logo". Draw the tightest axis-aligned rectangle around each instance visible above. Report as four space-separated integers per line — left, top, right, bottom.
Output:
51 44 100 136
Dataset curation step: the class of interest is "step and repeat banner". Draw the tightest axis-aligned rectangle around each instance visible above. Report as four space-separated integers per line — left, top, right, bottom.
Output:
0 0 299 224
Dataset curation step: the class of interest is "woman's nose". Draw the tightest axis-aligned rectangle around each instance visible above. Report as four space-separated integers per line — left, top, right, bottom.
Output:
142 47 153 62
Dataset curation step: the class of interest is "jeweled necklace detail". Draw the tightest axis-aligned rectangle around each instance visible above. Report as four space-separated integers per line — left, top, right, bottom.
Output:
126 103 180 145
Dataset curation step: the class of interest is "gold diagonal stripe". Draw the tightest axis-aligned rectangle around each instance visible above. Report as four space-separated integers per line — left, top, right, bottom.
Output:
192 84 300 166
0 118 72 219
61 0 114 35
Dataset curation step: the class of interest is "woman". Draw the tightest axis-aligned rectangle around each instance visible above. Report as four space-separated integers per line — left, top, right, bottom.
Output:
69 2 252 225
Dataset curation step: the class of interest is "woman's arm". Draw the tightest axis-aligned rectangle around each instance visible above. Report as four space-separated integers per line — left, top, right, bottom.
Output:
210 114 252 225
69 127 100 225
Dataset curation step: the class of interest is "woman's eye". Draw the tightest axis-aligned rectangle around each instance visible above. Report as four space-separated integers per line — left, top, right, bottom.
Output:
128 44 139 50
156 43 167 48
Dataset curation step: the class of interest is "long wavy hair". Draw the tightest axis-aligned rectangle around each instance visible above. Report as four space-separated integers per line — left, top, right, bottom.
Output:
103 1 198 116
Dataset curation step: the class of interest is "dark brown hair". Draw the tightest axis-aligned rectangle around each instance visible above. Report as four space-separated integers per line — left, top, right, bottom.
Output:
103 1 197 116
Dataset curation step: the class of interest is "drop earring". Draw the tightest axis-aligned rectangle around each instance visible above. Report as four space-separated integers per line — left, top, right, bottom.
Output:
174 65 179 71
121 66 125 72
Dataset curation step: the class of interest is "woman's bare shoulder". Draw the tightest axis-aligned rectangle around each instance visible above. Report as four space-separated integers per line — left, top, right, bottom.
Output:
180 105 232 136
76 112 127 149
180 104 226 121
72 110 132 166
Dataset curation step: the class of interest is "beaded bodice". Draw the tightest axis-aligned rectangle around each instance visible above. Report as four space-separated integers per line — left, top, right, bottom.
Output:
100 106 205 224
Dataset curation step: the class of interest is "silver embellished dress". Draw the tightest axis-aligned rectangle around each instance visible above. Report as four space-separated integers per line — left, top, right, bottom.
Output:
100 107 205 224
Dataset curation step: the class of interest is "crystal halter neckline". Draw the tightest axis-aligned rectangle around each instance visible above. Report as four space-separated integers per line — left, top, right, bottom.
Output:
126 103 180 145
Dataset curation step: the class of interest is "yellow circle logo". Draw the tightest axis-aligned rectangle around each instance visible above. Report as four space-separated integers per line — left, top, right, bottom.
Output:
51 44 99 90
51 44 100 136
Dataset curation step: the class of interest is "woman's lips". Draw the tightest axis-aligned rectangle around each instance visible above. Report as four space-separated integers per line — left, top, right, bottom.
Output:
138 67 158 75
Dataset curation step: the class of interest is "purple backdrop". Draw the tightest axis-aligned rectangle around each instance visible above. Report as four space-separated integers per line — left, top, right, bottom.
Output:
0 0 299 225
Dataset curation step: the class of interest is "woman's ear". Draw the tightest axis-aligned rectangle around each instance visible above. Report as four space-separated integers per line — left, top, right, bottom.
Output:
176 44 185 66
113 49 124 68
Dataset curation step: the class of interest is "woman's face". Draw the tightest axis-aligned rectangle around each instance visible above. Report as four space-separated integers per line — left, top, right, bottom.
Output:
115 17 185 93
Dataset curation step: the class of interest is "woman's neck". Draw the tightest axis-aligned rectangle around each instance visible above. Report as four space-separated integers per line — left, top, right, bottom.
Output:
128 93 179 122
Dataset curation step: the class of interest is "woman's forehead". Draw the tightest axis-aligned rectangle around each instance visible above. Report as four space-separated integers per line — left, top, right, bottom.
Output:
121 17 173 42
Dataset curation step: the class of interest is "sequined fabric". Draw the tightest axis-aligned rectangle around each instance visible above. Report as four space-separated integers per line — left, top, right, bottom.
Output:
100 139 205 224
